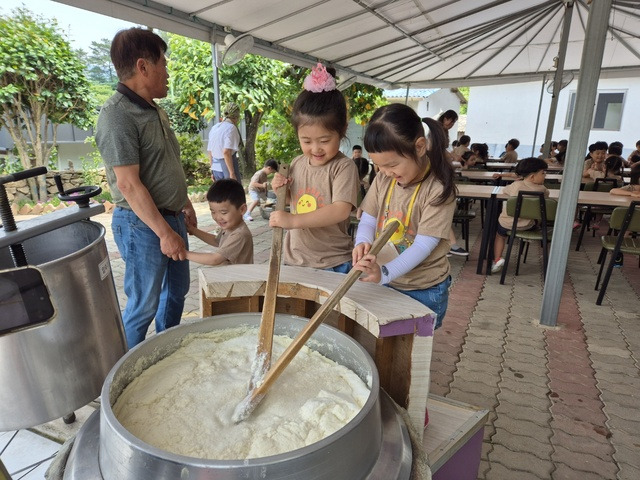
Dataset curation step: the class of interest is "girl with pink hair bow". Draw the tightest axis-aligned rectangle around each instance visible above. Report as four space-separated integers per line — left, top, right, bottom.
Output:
269 63 360 273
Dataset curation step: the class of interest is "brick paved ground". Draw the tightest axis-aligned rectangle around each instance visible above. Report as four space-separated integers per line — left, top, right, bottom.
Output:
11 199 640 479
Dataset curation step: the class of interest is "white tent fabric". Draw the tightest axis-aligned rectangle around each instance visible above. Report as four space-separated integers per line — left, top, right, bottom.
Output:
55 0 640 88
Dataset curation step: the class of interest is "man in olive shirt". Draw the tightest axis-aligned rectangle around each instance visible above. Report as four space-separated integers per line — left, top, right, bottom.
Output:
96 28 197 348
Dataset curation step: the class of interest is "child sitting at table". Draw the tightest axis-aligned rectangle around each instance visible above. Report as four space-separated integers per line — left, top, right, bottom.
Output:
452 135 471 161
186 179 254 266
500 139 520 164
610 163 640 197
626 140 640 166
491 158 549 273
583 141 607 179
461 142 488 169
604 154 625 185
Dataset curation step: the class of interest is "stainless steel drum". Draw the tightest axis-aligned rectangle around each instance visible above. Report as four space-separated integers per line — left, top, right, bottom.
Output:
88 313 411 480
0 216 127 430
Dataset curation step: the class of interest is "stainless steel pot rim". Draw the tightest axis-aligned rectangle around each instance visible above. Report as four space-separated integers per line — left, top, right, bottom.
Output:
39 220 105 268
101 313 380 465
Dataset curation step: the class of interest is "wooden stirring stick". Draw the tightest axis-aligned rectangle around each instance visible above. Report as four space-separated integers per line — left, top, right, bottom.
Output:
233 219 400 423
249 164 289 391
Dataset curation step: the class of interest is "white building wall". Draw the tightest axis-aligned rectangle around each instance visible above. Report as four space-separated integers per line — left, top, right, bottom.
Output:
467 77 640 159
387 89 462 141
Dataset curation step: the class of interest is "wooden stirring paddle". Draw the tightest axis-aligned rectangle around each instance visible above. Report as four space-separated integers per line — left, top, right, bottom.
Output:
233 219 400 423
248 164 289 391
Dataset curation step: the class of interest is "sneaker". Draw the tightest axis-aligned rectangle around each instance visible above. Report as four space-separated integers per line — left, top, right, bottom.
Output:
591 220 600 230
446 252 452 258
491 258 505 273
243 213 253 222
449 246 469 256
573 221 581 229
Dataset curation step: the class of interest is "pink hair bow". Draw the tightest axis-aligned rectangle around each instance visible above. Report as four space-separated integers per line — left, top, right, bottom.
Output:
303 63 336 93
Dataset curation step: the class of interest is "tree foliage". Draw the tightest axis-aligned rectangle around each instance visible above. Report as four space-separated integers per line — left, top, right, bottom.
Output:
84 38 117 85
166 34 299 175
164 33 385 174
0 8 95 199
343 82 387 126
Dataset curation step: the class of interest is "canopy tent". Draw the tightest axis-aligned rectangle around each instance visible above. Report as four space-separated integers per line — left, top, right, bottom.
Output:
55 0 640 88
53 0 628 325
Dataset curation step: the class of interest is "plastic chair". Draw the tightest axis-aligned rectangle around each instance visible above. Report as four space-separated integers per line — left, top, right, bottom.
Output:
500 191 557 285
575 178 619 251
594 201 640 305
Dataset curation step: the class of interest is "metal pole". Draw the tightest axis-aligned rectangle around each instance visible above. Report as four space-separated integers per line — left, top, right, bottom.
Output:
211 42 221 125
532 73 548 157
540 0 613 326
542 1 574 158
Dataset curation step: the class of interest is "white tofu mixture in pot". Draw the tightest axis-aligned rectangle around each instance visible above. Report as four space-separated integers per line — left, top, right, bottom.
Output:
113 326 371 460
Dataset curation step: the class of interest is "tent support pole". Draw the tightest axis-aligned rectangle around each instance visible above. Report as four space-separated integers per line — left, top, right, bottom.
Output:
540 0 612 327
532 73 548 156
211 41 221 125
542 1 574 158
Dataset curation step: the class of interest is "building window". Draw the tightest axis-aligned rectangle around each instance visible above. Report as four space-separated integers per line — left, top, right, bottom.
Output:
565 90 626 130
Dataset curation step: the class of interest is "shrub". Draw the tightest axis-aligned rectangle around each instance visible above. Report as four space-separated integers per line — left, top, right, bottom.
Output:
176 133 210 187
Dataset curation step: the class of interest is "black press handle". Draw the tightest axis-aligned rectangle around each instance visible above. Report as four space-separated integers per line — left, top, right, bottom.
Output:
0 167 48 186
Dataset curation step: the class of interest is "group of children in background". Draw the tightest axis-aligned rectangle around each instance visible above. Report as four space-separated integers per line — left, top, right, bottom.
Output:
187 63 457 329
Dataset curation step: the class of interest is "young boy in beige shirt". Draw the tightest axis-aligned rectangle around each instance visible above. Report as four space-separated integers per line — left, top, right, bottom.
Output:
187 179 253 265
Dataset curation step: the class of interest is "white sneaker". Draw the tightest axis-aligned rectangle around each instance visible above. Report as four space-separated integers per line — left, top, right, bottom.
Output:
243 213 253 222
491 258 505 273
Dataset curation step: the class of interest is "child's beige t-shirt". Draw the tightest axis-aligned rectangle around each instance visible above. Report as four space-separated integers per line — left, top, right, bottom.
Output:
216 222 254 264
249 170 268 193
501 151 518 164
498 180 549 230
360 169 456 291
283 152 358 269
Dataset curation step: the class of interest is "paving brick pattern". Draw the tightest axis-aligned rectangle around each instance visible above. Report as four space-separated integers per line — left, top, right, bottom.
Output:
432 215 639 480
15 201 639 479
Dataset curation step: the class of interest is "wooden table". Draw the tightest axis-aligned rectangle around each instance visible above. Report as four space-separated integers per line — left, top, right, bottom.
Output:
459 171 628 185
456 185 634 275
199 264 436 437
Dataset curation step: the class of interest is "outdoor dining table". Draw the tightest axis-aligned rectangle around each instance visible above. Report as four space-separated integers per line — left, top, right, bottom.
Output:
457 170 629 185
484 162 564 172
455 184 635 275
457 171 564 183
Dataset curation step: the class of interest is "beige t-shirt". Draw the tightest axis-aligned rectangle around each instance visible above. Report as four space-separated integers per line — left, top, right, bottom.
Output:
249 170 268 193
501 151 518 164
452 145 469 158
283 152 358 269
498 180 549 230
216 222 254 265
360 171 456 291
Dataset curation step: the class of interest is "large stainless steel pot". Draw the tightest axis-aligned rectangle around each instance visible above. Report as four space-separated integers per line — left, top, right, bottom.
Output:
99 313 397 480
0 218 126 430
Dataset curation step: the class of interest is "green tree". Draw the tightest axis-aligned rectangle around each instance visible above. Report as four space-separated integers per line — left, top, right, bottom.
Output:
85 38 116 84
458 87 469 115
0 8 95 200
343 82 386 126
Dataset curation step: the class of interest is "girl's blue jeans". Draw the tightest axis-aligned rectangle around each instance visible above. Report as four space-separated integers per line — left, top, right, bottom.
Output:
112 207 190 349
392 275 451 329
